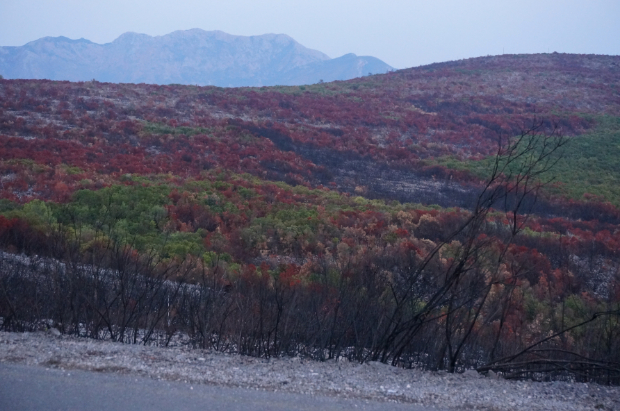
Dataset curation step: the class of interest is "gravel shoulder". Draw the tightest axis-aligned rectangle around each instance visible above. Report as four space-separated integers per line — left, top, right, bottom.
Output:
0 331 618 411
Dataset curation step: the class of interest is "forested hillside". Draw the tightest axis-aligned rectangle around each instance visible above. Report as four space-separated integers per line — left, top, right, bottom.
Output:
1 53 619 384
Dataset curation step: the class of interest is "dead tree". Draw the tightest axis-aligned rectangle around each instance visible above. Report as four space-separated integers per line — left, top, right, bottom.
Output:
366 120 567 368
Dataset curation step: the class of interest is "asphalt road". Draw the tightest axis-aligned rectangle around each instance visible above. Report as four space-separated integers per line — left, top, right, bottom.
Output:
0 363 442 411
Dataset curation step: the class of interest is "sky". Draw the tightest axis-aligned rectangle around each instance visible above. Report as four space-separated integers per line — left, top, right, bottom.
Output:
0 0 619 69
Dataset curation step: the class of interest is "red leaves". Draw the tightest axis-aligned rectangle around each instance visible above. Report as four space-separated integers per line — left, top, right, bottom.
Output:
401 240 423 257
394 228 409 238
279 264 301 287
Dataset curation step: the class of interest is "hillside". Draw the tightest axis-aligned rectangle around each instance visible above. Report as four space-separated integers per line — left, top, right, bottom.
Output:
1 53 620 384
0 29 393 87
1 53 619 206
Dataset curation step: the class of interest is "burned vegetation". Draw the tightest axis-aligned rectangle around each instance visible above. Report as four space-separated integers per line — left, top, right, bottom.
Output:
1 53 620 384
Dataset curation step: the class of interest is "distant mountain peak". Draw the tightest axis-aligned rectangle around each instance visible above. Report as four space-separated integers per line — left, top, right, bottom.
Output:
112 32 152 43
0 30 391 86
27 36 94 46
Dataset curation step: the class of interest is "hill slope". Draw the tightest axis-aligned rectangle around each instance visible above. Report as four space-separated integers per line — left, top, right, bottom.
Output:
1 54 620 384
0 29 393 87
1 53 620 206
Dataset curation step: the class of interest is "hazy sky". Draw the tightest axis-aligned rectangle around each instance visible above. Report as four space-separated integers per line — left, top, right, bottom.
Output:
1 0 618 69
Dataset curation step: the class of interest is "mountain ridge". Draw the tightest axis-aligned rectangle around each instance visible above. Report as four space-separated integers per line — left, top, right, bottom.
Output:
0 29 393 87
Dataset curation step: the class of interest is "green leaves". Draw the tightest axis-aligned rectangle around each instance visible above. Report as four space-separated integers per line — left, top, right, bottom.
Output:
433 116 620 205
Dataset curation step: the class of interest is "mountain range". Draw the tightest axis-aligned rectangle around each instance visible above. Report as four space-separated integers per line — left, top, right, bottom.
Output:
0 29 393 87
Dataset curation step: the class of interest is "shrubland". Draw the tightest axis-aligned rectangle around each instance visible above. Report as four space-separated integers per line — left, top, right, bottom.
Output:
0 53 619 384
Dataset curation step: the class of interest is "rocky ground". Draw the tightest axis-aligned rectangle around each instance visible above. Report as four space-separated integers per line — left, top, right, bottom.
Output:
0 330 618 410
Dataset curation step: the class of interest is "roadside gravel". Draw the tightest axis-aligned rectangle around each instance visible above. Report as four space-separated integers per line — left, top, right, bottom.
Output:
0 331 617 410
